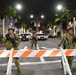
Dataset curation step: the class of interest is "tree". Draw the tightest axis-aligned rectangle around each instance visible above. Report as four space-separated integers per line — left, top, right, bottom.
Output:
14 22 21 32
55 7 76 30
55 8 71 30
0 5 21 19
47 22 53 29
0 5 21 37
21 21 27 33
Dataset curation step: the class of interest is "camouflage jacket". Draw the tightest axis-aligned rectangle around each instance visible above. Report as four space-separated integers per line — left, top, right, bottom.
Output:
2 34 21 50
57 33 76 49
31 34 37 43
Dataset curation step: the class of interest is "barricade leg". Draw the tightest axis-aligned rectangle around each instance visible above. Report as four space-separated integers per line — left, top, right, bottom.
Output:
6 48 13 75
60 47 72 75
62 56 67 75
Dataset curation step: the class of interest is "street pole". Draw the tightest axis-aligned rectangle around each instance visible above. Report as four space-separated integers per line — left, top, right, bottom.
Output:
3 18 5 37
73 17 76 35
36 17 38 32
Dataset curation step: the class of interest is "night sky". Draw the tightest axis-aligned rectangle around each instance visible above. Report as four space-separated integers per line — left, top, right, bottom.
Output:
0 0 76 25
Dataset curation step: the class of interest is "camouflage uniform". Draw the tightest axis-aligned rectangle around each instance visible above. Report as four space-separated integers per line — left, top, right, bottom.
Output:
2 33 21 72
57 32 76 69
31 34 37 49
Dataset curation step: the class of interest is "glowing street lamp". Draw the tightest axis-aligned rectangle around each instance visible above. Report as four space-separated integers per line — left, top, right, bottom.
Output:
16 4 22 10
41 15 44 19
30 15 34 19
57 5 63 11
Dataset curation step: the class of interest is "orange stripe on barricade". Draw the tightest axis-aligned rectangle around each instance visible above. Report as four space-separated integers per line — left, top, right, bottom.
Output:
6 50 18 58
20 50 32 57
6 53 10 58
65 49 73 56
0 50 3 55
49 50 60 56
35 50 46 57
12 50 18 57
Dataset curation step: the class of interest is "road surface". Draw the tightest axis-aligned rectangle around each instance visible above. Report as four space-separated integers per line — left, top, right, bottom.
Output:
0 37 76 75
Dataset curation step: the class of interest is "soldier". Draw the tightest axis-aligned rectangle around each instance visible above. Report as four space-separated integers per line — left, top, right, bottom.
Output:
2 28 21 72
31 31 37 49
57 28 76 70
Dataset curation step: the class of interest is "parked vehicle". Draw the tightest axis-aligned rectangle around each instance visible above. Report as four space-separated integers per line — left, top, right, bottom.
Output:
36 33 48 40
19 33 31 41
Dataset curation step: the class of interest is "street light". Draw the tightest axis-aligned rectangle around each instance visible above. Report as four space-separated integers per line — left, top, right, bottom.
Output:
57 5 63 11
30 15 34 19
41 15 44 19
30 14 44 31
56 4 63 35
16 4 22 10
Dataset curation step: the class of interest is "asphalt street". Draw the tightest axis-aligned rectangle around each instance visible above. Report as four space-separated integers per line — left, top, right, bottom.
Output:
0 37 76 75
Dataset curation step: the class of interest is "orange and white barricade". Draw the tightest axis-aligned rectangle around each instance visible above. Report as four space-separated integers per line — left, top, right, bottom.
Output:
0 49 75 58
0 48 75 75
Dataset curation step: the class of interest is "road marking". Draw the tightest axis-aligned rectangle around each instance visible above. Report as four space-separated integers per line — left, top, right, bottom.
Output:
37 44 45 62
0 59 76 66
24 46 28 49
23 46 28 50
41 47 53 50
49 41 57 46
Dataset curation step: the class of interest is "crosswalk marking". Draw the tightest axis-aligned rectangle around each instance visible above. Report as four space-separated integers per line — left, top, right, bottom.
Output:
37 44 45 62
0 59 76 66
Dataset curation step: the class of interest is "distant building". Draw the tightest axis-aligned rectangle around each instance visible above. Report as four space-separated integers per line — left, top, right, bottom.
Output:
0 16 17 37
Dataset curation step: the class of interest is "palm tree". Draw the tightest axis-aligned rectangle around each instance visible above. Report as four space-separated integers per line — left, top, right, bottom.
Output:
14 22 21 32
21 21 27 33
0 5 21 37
0 5 20 37
55 14 63 31
55 8 71 29
47 22 53 29
55 7 76 29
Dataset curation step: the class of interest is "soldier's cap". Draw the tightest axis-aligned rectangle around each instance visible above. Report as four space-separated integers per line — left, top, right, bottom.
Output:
8 28 15 32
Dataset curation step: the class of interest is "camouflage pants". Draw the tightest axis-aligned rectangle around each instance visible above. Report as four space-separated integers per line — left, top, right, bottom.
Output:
31 41 37 49
67 56 74 69
14 58 20 71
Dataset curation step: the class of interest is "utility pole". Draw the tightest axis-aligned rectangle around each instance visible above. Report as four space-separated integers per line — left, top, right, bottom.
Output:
73 17 76 35
3 18 5 37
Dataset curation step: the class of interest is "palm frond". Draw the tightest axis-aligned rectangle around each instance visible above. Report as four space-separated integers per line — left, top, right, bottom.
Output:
54 18 60 23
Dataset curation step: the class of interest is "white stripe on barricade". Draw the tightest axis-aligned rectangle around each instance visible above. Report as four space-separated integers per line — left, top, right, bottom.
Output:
28 50 39 57
60 47 72 75
6 48 13 75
